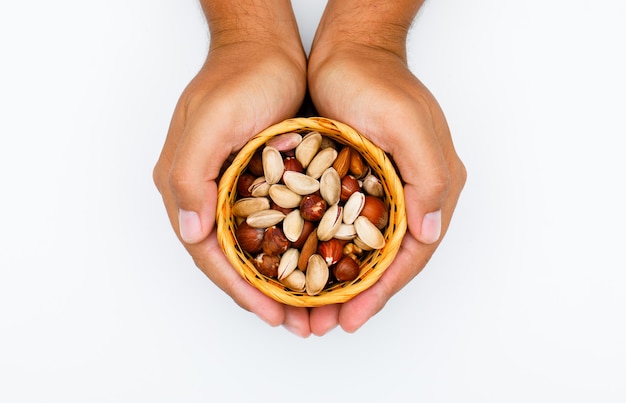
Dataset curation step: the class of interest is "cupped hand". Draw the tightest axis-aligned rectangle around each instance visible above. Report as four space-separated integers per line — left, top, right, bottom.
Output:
153 40 313 336
307 43 467 334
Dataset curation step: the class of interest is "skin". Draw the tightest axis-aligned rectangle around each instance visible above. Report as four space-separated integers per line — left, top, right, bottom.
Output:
153 0 466 337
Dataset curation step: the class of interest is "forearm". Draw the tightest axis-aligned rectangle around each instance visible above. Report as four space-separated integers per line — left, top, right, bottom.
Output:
312 0 424 60
201 0 302 51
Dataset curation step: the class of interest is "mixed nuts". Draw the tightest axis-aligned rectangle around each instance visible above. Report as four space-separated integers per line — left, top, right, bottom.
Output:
232 131 389 296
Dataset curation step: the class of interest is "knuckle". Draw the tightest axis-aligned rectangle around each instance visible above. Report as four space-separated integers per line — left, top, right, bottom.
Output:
425 168 451 198
152 160 169 194
450 157 468 190
167 163 196 197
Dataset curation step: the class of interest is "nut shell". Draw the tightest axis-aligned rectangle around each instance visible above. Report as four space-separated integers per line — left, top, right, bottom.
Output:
254 253 280 277
283 209 305 242
283 171 320 195
333 256 360 282
362 174 384 197
291 220 315 249
354 216 385 250
237 173 255 197
235 222 265 254
317 204 343 241
280 269 306 292
269 184 303 209
233 197 270 218
246 209 286 228
249 176 270 197
277 248 300 280
305 254 329 296
342 191 365 225
360 195 389 230
300 194 327 221
318 239 343 266
306 147 338 179
319 167 341 206
262 146 284 185
340 175 361 202
262 226 290 256
295 131 322 168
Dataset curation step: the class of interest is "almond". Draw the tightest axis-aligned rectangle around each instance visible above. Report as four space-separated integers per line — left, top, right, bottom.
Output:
332 147 351 178
297 229 318 272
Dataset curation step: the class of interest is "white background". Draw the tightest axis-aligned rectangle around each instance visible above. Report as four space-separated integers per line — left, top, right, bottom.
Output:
1 1 625 402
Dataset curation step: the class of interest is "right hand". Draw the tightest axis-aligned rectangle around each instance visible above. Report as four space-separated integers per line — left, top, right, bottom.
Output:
152 38 310 335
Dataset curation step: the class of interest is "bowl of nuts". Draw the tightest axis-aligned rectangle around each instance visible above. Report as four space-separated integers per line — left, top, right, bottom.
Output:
216 117 407 307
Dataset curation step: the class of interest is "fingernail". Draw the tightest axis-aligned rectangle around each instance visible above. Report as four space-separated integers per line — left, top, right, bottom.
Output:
421 210 442 244
178 209 202 244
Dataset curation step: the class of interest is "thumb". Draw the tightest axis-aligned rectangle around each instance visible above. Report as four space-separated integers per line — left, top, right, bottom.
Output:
390 119 450 245
168 110 236 244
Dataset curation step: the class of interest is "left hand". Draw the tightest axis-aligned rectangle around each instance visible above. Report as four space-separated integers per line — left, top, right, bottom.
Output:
306 40 467 334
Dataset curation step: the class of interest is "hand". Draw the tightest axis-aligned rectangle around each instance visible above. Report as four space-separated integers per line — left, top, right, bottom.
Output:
306 3 467 334
153 8 314 336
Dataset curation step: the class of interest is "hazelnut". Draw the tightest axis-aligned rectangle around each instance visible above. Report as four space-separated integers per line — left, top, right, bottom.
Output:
283 157 304 176
360 196 388 230
248 149 264 176
333 256 360 282
237 173 255 197
340 175 360 202
349 149 366 178
318 239 343 266
332 147 351 178
292 220 315 249
235 222 265 254
262 226 290 256
254 253 280 277
300 194 327 221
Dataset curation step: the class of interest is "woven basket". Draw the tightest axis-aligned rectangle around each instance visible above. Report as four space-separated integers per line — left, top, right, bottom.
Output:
216 117 407 307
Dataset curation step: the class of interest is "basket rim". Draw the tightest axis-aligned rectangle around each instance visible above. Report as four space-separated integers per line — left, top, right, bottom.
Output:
216 117 407 307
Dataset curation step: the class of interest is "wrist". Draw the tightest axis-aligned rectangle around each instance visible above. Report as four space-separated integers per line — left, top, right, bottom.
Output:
203 0 302 51
310 0 421 63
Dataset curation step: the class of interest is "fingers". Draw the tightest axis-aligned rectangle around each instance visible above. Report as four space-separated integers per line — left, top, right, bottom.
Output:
193 229 288 327
383 95 451 246
167 102 241 245
338 234 427 332
309 304 340 336
337 156 466 332
282 305 312 337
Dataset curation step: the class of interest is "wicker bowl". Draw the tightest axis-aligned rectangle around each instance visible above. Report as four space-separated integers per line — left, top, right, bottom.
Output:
216 117 407 307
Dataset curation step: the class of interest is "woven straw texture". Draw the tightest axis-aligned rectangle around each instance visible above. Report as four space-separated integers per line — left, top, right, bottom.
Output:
216 117 407 307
